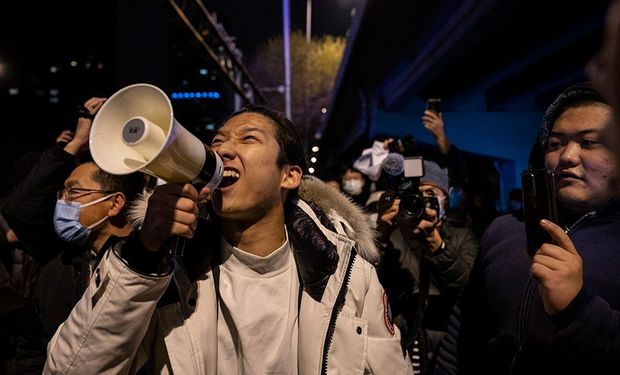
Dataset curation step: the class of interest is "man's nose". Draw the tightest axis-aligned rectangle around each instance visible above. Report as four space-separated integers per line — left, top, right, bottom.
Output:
214 141 236 161
559 142 581 165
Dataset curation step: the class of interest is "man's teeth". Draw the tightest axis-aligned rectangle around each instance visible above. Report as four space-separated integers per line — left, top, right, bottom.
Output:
223 170 240 179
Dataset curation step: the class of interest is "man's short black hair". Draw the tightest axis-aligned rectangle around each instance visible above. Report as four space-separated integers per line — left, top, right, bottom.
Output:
91 166 147 211
225 105 308 172
539 82 608 151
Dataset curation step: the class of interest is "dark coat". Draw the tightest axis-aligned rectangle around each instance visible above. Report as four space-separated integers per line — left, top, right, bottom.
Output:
1 145 101 374
434 204 620 375
378 221 479 373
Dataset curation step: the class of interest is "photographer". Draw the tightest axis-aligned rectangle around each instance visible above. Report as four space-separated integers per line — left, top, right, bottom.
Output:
376 160 478 374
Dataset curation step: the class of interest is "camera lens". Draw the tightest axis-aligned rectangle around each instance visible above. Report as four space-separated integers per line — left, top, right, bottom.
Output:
397 193 426 223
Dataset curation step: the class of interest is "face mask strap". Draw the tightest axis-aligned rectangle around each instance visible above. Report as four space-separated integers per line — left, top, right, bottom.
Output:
86 214 110 230
81 193 115 230
79 193 116 209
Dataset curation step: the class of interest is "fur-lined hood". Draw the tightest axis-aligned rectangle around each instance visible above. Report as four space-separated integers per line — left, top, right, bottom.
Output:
297 175 379 263
127 175 379 264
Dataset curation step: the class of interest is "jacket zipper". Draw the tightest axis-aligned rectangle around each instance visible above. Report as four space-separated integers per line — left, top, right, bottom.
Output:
320 247 357 375
565 211 596 234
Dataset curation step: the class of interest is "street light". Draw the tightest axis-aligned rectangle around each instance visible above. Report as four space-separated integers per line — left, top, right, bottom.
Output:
306 0 312 43
282 0 292 119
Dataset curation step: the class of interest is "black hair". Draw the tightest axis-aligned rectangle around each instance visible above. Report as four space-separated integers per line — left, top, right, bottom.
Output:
90 166 147 212
224 104 308 172
538 82 609 151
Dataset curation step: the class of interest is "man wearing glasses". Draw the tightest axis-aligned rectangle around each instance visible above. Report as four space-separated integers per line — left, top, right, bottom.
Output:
1 97 148 374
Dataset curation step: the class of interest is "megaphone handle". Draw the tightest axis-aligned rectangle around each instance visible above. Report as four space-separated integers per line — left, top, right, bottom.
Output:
170 237 186 257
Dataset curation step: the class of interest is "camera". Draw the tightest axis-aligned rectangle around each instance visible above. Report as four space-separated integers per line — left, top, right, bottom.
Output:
378 156 440 226
398 193 440 224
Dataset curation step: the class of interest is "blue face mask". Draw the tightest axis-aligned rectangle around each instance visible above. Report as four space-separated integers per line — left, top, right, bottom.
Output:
53 194 114 245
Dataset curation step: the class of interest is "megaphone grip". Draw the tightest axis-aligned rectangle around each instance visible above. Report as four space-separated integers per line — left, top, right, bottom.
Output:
169 237 186 257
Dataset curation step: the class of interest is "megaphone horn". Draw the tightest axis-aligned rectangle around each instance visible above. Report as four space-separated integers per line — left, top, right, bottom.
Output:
89 83 223 190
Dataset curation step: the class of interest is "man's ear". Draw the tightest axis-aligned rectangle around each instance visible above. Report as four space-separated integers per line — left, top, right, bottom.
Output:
281 165 303 191
107 193 126 218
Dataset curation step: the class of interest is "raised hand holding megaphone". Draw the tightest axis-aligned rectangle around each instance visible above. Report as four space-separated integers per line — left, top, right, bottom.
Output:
89 84 223 252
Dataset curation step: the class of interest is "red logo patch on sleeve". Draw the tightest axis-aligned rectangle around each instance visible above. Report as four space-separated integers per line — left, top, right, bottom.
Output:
382 290 395 336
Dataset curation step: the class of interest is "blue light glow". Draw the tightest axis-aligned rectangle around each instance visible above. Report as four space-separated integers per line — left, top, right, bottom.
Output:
170 91 222 100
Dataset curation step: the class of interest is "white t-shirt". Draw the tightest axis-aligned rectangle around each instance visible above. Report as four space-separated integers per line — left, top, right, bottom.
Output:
217 229 299 374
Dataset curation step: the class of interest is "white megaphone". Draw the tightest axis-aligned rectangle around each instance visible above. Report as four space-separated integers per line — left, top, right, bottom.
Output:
89 83 223 190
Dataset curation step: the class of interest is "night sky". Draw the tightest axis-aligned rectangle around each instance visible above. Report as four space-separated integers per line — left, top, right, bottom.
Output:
205 0 356 56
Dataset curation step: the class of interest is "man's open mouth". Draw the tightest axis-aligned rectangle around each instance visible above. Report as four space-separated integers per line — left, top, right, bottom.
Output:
219 167 240 188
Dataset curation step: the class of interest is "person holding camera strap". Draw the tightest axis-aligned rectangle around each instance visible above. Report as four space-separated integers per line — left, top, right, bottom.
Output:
375 160 479 374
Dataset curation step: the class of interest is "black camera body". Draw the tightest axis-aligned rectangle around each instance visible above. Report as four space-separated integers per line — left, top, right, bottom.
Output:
379 182 440 228
398 193 440 224
378 156 439 226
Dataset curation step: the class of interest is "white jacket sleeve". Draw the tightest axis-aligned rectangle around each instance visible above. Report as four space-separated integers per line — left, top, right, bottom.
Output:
44 249 172 375
363 266 415 374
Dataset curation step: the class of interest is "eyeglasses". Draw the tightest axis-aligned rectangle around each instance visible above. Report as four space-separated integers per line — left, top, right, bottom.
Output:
57 187 115 202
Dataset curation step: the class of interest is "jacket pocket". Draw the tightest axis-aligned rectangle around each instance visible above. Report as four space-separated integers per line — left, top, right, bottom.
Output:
327 312 367 374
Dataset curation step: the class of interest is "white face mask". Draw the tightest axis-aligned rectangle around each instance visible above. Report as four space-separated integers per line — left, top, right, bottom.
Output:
342 179 364 196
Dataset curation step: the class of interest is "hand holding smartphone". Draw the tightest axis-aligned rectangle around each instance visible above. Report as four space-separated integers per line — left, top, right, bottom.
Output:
521 169 559 257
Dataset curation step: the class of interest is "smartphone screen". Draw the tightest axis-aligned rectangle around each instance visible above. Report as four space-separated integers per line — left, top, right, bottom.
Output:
521 169 558 257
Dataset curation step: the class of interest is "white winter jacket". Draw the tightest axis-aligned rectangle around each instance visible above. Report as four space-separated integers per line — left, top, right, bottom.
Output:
44 177 413 374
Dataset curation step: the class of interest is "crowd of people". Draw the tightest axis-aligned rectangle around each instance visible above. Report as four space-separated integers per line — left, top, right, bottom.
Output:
1 1 620 373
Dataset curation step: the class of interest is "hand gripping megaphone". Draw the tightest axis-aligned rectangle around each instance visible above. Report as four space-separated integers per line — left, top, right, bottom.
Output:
89 83 223 190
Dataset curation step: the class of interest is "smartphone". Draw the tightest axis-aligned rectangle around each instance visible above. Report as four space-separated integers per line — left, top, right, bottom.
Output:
426 98 442 114
521 169 558 257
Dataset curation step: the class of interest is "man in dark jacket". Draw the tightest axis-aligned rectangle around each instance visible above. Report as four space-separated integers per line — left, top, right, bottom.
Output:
433 83 620 375
1 97 148 374
376 160 479 374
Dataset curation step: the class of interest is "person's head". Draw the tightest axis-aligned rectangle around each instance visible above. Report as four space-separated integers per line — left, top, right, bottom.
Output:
210 105 305 221
55 162 147 246
341 167 366 196
540 83 617 214
419 160 449 217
